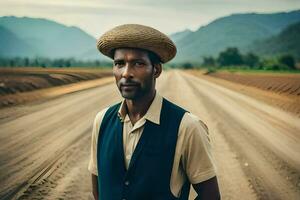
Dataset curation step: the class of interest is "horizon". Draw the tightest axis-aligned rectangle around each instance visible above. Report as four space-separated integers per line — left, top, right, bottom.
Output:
1 0 300 38
1 8 300 39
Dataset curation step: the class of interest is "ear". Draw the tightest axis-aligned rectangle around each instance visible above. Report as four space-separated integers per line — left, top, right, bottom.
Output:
153 63 162 78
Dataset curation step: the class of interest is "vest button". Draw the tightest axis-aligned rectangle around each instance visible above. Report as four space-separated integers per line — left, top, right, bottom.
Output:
125 181 130 186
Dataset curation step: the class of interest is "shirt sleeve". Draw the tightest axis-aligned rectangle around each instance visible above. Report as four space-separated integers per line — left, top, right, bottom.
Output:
181 113 217 184
88 108 109 175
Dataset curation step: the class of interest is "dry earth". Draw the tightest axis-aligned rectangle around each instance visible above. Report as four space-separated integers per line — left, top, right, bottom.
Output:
0 68 112 108
208 71 300 96
189 70 300 117
0 70 299 200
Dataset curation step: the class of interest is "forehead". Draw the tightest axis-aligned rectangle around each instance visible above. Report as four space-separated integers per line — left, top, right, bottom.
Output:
113 48 150 60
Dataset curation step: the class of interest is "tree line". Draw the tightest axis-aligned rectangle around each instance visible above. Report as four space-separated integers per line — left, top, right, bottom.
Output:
179 47 297 70
0 47 297 70
0 57 112 68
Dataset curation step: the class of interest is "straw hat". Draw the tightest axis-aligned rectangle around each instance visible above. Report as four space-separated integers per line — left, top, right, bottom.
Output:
97 24 177 63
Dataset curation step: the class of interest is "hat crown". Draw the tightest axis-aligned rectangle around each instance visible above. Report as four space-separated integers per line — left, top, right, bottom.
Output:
97 24 177 63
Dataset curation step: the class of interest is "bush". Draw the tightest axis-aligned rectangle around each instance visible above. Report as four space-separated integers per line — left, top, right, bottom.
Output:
182 62 193 69
202 56 216 67
205 68 217 74
243 53 259 67
260 59 289 70
278 55 296 69
218 47 243 66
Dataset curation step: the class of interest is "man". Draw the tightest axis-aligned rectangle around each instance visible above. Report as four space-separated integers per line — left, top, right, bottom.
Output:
88 24 220 200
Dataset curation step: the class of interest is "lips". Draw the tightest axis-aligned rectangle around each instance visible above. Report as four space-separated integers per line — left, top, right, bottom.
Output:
120 82 138 88
122 84 138 86
121 84 138 88
119 79 140 91
120 81 139 86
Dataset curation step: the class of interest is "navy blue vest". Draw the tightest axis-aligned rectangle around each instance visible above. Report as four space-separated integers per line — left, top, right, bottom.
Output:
97 98 191 200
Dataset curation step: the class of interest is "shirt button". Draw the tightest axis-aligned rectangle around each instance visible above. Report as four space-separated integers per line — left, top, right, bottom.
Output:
125 181 130 186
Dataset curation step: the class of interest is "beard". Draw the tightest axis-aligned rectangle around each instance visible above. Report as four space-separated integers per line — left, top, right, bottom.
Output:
117 77 153 100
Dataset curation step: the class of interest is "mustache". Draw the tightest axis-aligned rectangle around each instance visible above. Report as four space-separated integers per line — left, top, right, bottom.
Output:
119 79 140 86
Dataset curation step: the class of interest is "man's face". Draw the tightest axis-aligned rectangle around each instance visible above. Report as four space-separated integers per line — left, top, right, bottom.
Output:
113 48 161 100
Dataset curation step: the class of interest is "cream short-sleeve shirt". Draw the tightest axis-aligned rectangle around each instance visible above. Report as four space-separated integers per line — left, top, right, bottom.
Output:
88 93 216 197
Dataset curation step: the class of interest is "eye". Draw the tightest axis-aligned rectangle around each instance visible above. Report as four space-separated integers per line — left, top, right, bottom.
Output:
114 61 124 68
134 61 145 67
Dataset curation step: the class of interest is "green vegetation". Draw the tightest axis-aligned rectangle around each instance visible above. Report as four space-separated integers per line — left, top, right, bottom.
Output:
217 47 243 66
249 21 300 60
2 48 298 73
0 57 112 68
278 55 296 69
243 53 259 67
200 47 298 72
202 56 216 67
166 47 298 74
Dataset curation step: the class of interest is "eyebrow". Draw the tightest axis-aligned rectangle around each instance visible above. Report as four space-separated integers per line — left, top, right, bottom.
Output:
114 59 124 63
114 58 147 62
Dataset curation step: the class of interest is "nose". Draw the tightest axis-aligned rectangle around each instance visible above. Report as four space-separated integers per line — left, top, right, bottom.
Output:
122 63 134 79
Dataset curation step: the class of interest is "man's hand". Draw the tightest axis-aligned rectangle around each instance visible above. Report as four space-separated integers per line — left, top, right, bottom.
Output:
91 174 98 200
192 176 220 200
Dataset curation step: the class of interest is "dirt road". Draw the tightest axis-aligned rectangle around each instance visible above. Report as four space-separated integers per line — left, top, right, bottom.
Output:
0 70 299 200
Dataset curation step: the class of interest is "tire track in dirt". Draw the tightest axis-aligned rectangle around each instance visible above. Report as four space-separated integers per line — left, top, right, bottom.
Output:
180 71 300 199
6 70 172 200
18 130 94 200
0 83 121 199
161 71 257 200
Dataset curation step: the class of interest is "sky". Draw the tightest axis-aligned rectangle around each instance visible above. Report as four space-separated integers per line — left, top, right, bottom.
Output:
0 0 300 38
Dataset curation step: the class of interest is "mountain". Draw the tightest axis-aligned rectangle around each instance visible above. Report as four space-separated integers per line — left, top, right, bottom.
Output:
1 10 300 62
170 29 192 43
172 10 300 63
0 16 106 60
0 26 35 57
249 21 300 59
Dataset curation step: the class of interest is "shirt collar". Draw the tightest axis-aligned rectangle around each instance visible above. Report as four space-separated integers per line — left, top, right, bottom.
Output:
117 92 163 125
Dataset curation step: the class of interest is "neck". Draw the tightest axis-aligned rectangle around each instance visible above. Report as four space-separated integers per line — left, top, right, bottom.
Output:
125 90 156 124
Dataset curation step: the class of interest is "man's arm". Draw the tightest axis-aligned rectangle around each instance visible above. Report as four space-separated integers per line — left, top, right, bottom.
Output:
91 174 98 200
179 113 220 199
89 109 109 200
192 176 220 200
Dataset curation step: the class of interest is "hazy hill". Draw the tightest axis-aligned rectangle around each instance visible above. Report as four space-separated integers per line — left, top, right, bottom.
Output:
1 10 299 63
0 26 35 57
170 29 192 43
172 10 300 63
249 21 300 59
0 16 105 60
